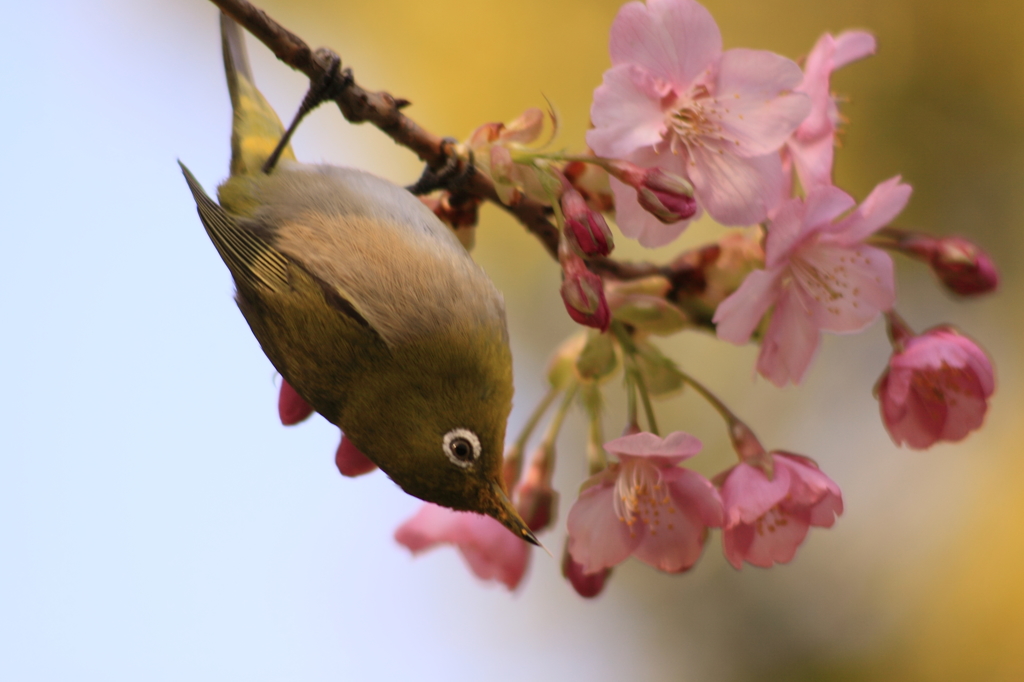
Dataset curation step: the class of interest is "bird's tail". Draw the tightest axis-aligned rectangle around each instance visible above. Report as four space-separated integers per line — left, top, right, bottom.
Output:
218 13 295 202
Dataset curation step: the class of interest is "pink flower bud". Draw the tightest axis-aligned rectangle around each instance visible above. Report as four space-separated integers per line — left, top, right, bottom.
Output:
929 237 999 296
515 454 559 533
561 189 613 257
876 326 995 449
335 436 378 477
561 543 610 598
560 255 610 331
516 482 558 533
635 169 698 224
278 379 314 425
606 160 697 224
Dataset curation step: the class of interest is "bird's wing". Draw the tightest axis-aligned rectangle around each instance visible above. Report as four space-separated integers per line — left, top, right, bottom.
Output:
180 161 289 293
181 162 380 336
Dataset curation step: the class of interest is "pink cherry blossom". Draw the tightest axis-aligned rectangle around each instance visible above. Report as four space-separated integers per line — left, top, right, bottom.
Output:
876 326 995 449
714 178 911 386
394 503 531 590
335 436 378 477
567 431 723 574
718 452 843 569
587 0 810 246
278 379 314 425
785 31 876 194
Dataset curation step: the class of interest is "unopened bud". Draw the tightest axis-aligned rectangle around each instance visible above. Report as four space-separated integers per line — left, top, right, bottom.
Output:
560 256 610 331
605 161 697 224
561 189 613 257
929 237 999 296
636 169 697 224
562 542 610 598
515 460 559 533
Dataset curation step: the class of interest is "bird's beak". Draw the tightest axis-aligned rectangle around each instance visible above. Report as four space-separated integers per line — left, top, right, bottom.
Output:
489 482 540 546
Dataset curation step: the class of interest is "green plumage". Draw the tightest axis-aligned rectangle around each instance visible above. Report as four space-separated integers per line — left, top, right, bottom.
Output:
181 14 533 542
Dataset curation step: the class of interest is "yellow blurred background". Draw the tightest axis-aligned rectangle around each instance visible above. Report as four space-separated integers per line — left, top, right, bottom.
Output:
1 0 1020 680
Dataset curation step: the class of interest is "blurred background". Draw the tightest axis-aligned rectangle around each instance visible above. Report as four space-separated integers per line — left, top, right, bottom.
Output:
1 0 1021 679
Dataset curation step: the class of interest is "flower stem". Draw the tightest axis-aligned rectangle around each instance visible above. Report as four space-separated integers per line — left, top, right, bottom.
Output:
540 383 579 454
505 386 560 489
884 309 915 351
586 408 607 475
677 368 769 471
610 321 659 436
633 365 659 436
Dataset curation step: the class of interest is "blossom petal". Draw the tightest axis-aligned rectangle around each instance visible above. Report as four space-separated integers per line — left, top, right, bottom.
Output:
567 483 639 573
832 31 877 69
609 0 722 87
711 49 810 156
775 454 843 526
729 506 812 568
936 379 988 442
800 180 855 231
687 147 784 225
714 267 783 344
629 469 717 572
764 185 854 270
795 33 837 141
605 430 703 466
335 436 378 477
901 329 996 397
879 371 942 448
278 379 315 425
666 467 725 527
394 504 530 590
720 462 792 525
788 134 837 196
722 521 755 569
830 176 912 243
630 509 705 572
764 195 809 268
588 64 669 158
797 243 894 333
757 283 822 386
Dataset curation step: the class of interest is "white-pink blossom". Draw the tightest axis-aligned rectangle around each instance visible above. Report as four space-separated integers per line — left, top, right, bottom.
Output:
587 0 810 246
718 452 843 569
566 431 723 574
714 177 911 386
784 31 876 195
876 326 995 449
395 503 531 590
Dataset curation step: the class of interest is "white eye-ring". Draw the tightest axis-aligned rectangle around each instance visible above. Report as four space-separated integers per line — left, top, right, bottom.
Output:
443 428 481 468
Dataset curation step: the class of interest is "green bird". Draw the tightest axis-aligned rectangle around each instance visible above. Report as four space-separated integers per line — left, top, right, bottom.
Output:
180 14 535 544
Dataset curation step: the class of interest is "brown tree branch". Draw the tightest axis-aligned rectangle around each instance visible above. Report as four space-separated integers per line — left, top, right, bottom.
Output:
207 0 702 289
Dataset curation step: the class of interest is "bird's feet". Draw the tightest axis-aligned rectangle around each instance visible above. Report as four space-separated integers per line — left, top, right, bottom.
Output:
263 50 354 174
406 138 476 196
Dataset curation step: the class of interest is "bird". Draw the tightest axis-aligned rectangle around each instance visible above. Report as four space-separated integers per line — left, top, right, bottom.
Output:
180 13 536 545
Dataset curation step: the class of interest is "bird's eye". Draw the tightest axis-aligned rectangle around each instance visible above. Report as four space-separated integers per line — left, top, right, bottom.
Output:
442 428 481 469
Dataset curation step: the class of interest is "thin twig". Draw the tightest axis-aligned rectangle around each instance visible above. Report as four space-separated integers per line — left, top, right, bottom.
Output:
206 0 702 287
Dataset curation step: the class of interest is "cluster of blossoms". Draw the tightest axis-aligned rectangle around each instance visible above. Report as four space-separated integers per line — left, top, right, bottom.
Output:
285 0 997 595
